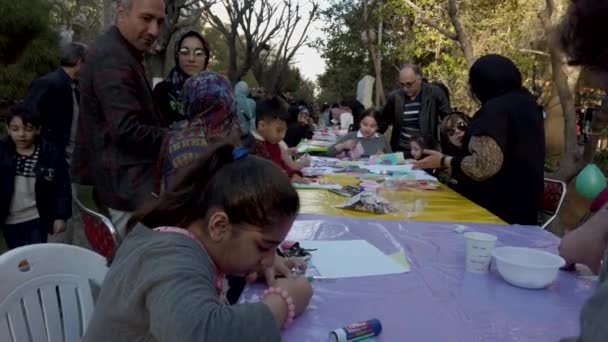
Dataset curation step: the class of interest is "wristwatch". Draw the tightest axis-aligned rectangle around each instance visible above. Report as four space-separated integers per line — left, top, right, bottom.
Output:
440 155 446 168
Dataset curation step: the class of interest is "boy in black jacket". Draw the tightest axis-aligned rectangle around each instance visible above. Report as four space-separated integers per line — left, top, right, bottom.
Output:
0 105 71 249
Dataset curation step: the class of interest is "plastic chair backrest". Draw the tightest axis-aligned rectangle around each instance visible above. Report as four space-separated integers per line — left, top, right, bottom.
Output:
0 243 108 342
73 193 120 260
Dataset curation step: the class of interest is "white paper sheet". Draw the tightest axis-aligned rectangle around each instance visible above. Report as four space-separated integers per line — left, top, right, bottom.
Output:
360 164 413 173
293 183 343 190
299 240 410 278
359 165 437 181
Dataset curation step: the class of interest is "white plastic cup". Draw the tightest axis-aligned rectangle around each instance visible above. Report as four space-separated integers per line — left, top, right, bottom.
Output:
464 232 498 274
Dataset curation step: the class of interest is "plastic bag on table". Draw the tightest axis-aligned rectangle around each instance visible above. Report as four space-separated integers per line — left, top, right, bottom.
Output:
336 192 396 214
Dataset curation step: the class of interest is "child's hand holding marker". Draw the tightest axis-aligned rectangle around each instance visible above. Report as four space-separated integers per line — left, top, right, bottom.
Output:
246 256 309 285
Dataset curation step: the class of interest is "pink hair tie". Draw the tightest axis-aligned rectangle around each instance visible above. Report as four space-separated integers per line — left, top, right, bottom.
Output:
262 286 296 329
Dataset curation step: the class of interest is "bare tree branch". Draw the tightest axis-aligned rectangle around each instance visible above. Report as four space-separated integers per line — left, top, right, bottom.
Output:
447 0 474 66
518 49 550 57
402 0 458 40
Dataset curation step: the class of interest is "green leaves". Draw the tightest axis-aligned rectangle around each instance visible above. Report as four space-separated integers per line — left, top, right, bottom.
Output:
317 0 547 111
0 0 59 102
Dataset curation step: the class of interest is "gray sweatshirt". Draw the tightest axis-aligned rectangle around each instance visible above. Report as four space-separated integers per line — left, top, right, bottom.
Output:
327 131 392 157
82 224 280 342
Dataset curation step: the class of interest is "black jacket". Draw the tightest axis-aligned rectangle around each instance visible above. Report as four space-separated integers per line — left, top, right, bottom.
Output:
451 55 545 225
24 68 76 154
71 26 167 211
380 83 451 151
0 138 72 233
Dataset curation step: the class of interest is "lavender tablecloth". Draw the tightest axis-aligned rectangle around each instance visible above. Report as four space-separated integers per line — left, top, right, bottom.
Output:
241 214 595 342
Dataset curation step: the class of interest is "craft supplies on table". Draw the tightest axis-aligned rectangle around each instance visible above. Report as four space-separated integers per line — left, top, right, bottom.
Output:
299 240 410 278
330 319 383 342
336 192 396 214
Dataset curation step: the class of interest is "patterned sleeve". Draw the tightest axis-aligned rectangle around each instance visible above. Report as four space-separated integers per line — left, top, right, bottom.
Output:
460 136 504 181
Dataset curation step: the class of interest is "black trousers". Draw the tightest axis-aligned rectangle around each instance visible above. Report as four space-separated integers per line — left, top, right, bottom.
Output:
3 218 46 249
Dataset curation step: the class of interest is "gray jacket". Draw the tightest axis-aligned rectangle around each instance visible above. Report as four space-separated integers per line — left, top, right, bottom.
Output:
82 224 280 342
327 131 391 157
380 82 451 151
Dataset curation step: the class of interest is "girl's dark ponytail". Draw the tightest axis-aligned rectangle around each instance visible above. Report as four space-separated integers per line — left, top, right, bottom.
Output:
127 143 236 231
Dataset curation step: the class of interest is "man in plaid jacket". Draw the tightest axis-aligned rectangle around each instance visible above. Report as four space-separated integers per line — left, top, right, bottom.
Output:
71 0 167 236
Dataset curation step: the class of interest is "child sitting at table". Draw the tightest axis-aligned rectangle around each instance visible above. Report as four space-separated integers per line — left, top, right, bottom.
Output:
409 134 440 161
250 96 308 184
327 109 391 158
82 143 313 342
409 133 441 177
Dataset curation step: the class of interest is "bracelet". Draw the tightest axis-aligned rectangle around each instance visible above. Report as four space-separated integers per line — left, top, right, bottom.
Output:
262 286 296 329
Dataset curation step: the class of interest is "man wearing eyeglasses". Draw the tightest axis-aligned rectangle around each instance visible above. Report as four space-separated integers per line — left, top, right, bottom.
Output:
71 0 168 238
380 64 451 157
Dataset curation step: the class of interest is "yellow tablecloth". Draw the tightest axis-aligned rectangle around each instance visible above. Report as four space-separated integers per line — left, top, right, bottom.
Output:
298 174 505 224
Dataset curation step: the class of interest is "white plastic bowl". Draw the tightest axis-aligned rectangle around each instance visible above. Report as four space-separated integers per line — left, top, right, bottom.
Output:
492 247 566 289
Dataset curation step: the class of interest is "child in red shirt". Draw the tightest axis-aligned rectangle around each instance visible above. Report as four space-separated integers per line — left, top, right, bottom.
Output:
250 97 308 184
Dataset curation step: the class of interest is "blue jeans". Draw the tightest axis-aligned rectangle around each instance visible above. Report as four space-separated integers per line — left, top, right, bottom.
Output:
3 218 46 249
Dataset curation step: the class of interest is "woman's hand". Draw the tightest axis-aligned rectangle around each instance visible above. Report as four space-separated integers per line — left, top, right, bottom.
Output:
413 150 450 169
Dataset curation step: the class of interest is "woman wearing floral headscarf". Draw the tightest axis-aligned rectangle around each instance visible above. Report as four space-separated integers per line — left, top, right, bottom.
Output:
155 71 242 193
153 31 210 124
181 71 242 142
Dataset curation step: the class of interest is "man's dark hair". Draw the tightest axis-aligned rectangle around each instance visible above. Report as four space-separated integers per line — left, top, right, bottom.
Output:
60 42 88 67
560 0 608 68
7 104 41 128
255 96 289 125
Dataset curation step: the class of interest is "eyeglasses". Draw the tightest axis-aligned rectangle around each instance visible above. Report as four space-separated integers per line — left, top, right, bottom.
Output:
178 47 206 58
399 78 420 88
447 121 468 136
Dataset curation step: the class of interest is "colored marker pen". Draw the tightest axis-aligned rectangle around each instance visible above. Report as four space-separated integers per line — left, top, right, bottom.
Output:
329 318 382 342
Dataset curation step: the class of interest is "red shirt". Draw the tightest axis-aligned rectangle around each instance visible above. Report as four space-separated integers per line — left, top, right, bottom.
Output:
250 134 301 177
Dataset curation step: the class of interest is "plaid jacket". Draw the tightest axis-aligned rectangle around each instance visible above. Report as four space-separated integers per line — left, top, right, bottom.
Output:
71 26 167 211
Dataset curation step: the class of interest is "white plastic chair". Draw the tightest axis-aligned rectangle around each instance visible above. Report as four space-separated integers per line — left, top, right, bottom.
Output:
0 243 108 342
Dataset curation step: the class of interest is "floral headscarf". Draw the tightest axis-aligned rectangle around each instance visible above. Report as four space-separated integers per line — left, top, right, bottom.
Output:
181 71 242 141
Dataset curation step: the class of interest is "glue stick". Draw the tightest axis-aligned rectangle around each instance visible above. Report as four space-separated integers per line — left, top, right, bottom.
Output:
329 318 382 342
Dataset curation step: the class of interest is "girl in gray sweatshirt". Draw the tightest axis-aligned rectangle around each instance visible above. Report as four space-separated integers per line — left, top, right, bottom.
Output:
83 144 312 342
328 109 391 158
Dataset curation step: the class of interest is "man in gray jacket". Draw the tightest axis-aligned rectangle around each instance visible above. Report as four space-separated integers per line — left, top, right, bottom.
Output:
380 64 451 157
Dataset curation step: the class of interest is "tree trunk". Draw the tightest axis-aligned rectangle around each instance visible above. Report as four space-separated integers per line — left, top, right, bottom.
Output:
403 0 475 68
539 0 582 182
543 87 565 158
375 1 385 107
103 0 115 29
447 0 474 67
226 32 239 84
362 0 384 107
